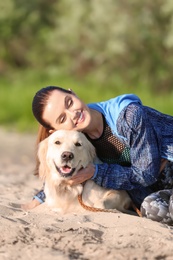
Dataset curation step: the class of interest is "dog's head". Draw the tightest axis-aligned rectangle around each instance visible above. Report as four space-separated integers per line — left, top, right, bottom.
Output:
38 130 97 181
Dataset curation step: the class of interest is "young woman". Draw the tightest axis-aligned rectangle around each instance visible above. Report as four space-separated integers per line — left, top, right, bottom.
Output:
26 86 173 224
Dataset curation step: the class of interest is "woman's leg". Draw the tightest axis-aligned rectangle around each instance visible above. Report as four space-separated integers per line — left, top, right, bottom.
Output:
140 189 173 224
169 190 173 221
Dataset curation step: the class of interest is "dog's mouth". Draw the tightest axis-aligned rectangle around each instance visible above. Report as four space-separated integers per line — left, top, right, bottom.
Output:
54 161 76 178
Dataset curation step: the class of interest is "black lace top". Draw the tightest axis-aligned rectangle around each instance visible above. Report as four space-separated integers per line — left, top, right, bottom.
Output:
85 115 131 166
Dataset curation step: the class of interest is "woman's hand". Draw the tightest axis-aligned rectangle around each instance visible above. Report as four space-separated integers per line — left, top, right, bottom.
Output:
21 199 41 211
68 164 95 186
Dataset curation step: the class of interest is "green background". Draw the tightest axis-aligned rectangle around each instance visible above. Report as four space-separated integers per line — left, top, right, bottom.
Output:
1 0 173 133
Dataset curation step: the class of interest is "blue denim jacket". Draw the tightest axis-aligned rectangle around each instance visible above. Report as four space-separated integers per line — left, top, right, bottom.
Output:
88 94 173 206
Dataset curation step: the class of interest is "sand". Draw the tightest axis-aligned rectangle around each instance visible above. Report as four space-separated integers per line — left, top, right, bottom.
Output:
0 127 173 260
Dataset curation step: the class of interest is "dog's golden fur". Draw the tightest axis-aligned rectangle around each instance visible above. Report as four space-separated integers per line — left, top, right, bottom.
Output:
38 130 133 214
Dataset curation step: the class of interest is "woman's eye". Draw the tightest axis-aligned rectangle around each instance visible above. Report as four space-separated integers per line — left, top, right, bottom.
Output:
75 142 82 147
67 99 73 107
60 115 66 124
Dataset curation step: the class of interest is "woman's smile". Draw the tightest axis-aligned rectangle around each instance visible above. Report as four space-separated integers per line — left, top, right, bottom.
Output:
75 111 85 126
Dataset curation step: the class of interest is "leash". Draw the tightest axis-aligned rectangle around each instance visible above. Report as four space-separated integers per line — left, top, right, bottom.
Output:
131 202 142 217
78 194 121 213
78 194 142 217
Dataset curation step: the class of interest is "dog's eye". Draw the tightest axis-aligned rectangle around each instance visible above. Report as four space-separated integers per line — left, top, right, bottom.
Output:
55 140 61 145
75 142 82 147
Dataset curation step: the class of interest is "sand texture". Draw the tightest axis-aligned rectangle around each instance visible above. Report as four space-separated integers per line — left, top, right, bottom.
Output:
0 128 173 260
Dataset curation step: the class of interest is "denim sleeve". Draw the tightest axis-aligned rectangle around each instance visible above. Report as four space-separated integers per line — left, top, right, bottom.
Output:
92 103 161 190
33 185 46 203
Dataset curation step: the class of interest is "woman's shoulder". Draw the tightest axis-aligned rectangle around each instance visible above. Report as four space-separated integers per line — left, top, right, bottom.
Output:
88 93 142 109
110 93 142 106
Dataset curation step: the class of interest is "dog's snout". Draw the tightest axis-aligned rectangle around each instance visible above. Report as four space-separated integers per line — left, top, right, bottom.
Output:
61 151 74 161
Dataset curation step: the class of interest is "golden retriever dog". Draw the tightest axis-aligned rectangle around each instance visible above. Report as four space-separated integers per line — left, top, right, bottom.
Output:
38 130 136 215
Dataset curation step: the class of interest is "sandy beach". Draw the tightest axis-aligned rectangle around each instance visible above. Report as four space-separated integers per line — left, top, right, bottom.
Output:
0 127 173 260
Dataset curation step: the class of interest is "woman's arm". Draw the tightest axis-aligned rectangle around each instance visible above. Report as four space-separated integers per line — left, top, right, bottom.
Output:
21 187 45 210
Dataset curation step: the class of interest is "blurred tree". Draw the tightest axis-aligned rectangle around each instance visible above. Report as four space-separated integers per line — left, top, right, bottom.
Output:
0 0 173 92
0 0 57 68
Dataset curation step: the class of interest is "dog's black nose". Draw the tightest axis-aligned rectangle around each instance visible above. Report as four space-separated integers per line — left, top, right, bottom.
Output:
61 151 74 161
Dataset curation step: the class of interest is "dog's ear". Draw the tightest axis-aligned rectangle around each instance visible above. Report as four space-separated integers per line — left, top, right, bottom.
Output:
37 138 49 180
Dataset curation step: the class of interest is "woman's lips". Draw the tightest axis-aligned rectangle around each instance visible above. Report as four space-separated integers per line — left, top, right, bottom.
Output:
76 111 84 125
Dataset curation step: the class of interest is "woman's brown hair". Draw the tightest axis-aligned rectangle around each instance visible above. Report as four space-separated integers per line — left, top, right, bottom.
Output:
32 86 72 175
34 124 50 175
32 86 72 129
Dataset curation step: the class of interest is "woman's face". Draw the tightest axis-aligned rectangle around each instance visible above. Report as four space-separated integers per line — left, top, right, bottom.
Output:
42 90 91 132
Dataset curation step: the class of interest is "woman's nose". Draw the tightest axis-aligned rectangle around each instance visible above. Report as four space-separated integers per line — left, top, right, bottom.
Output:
66 109 75 117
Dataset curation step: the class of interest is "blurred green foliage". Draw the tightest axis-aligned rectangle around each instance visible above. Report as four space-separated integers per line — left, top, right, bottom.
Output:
0 69 173 132
0 0 173 132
